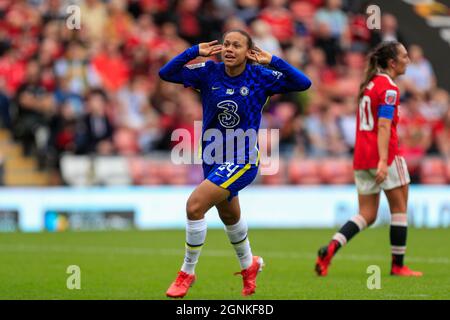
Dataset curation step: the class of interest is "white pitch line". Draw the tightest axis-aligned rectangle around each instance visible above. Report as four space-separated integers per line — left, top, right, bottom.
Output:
0 243 448 265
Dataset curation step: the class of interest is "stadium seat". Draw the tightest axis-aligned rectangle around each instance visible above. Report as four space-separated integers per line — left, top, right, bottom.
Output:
319 158 353 184
162 162 189 185
93 156 132 186
446 159 450 183
128 157 146 185
288 158 322 184
419 157 447 184
60 155 93 186
138 158 165 185
113 128 139 155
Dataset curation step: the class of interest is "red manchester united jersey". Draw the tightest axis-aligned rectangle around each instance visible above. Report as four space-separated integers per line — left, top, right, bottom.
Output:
353 73 400 170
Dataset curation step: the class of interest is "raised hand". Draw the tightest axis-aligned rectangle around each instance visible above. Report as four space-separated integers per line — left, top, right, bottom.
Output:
246 46 273 65
198 40 223 57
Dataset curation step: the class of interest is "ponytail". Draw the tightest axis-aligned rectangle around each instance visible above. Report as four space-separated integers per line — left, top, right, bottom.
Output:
358 53 379 100
358 41 401 100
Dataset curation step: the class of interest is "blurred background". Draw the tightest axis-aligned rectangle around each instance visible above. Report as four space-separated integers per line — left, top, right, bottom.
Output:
0 0 449 232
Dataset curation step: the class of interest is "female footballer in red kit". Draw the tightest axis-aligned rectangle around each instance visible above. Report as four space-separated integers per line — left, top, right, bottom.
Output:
315 41 423 277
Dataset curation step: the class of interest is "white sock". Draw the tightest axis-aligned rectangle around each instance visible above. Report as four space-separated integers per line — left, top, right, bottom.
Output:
224 219 253 270
181 218 207 275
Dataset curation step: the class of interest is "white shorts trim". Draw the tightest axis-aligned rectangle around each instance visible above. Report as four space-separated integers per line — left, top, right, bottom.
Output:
354 156 411 195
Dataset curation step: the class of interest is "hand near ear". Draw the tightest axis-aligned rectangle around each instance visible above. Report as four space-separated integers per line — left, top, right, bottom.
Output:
199 40 223 57
246 46 273 65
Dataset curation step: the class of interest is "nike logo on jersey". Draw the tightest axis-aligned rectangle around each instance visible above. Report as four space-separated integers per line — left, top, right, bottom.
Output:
212 86 220 90
215 172 224 177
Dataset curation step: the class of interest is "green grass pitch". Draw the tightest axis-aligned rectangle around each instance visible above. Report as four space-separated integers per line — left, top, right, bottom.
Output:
0 228 448 300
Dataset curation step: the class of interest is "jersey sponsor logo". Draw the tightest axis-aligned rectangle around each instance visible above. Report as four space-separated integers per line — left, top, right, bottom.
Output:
240 86 249 96
385 89 397 105
186 62 206 69
226 88 234 95
217 100 240 128
272 70 283 79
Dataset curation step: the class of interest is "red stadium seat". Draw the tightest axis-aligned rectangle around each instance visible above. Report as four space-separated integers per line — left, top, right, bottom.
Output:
319 158 353 184
419 157 447 184
129 158 165 185
445 158 450 183
162 162 189 185
128 157 146 185
288 158 322 184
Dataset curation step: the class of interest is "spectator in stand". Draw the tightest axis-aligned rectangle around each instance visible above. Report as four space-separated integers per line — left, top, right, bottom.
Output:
235 0 261 25
428 88 450 123
370 13 406 47
403 44 436 96
347 2 372 52
55 40 98 99
337 97 357 153
290 0 317 38
0 47 27 96
79 0 108 41
270 101 298 156
14 60 56 157
259 0 295 47
49 100 78 160
314 21 341 66
91 40 130 92
104 0 134 44
172 0 204 45
250 19 283 58
304 101 349 157
76 89 114 155
435 107 450 158
398 94 433 180
314 0 351 49
0 78 11 130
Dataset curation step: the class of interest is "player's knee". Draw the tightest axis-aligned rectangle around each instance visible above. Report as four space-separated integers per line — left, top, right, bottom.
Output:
186 197 205 220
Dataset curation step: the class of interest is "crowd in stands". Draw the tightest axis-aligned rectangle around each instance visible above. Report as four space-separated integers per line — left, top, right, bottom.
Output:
0 0 449 185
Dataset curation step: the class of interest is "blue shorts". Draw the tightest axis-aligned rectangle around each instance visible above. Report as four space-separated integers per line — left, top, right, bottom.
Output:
203 162 259 201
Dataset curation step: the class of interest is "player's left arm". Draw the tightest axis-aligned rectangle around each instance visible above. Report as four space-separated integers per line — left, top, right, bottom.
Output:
248 46 311 95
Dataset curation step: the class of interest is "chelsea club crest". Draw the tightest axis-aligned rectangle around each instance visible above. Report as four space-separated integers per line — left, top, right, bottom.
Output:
240 86 249 96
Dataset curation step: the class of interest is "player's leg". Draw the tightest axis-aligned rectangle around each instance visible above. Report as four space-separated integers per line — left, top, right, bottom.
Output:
315 169 380 276
216 196 264 296
166 179 230 298
384 157 422 276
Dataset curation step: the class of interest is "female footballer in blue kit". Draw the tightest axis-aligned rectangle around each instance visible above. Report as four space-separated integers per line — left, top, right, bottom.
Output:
159 30 311 298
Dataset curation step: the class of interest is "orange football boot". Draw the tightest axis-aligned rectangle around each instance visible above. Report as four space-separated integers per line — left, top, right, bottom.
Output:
166 271 196 298
234 256 264 296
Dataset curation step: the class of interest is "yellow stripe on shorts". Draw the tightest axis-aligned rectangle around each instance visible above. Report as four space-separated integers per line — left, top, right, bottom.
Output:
220 163 251 189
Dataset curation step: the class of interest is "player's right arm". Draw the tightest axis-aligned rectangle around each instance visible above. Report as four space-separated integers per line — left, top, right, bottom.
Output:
158 40 222 88
376 117 391 184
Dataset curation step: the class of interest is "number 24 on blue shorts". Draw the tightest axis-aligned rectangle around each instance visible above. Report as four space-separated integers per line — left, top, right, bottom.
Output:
203 162 259 200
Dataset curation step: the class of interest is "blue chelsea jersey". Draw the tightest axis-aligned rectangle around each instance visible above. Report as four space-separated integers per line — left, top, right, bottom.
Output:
159 45 311 165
